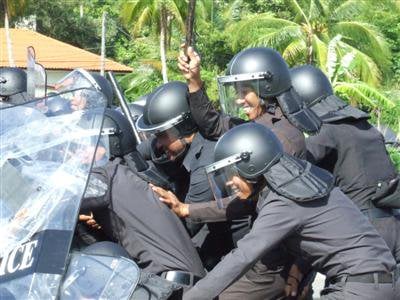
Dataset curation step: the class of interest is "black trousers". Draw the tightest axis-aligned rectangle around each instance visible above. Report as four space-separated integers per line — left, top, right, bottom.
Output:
219 260 288 300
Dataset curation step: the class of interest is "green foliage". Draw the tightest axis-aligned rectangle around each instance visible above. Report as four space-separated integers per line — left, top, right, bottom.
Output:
22 0 124 58
225 0 391 87
387 146 400 172
118 65 163 101
7 0 398 137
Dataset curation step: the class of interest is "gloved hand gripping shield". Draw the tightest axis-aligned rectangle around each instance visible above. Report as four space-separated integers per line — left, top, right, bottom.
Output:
0 87 108 299
217 72 264 121
205 153 249 209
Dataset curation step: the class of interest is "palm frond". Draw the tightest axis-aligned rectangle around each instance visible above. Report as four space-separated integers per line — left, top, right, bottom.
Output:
337 41 382 86
119 65 162 100
226 14 299 51
312 34 328 72
333 21 391 68
334 81 395 109
120 0 150 25
308 0 326 22
165 0 185 33
288 0 311 27
226 13 298 31
283 39 307 65
132 7 152 36
334 51 356 83
332 0 370 21
326 34 341 81
253 25 304 53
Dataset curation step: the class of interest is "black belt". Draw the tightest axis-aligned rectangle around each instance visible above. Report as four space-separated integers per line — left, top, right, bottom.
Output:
328 272 393 285
161 270 202 286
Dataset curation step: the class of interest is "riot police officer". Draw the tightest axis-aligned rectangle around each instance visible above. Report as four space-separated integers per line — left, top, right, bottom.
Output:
79 108 205 285
290 65 400 265
177 46 322 157
0 67 28 105
183 123 397 300
136 81 239 270
55 70 114 109
176 46 318 298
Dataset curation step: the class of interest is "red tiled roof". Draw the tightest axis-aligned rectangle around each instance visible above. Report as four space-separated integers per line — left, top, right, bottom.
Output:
0 28 133 73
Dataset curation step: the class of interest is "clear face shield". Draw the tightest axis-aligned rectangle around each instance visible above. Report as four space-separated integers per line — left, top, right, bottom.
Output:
48 70 107 111
206 153 246 209
54 69 101 94
218 72 266 121
136 113 191 162
26 46 47 99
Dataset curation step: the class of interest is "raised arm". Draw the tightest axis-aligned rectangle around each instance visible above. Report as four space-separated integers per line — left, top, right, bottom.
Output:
178 46 244 139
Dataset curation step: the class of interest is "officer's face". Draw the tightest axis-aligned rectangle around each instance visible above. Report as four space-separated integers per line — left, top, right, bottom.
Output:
70 92 87 111
235 87 263 120
226 175 254 200
156 130 186 161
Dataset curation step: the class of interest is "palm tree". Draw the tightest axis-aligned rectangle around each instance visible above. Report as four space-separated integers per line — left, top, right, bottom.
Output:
121 0 186 83
2 0 27 66
226 0 391 87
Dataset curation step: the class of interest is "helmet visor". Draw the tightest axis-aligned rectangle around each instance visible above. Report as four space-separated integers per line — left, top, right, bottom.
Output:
151 126 189 162
54 69 100 93
205 154 243 209
218 73 265 121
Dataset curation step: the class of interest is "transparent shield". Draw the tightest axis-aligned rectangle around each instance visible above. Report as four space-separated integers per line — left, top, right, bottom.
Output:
0 88 107 299
206 154 243 209
60 253 140 300
54 69 100 94
218 75 262 121
26 46 47 99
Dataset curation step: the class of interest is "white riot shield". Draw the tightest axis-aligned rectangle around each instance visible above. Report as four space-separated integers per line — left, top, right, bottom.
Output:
0 88 108 299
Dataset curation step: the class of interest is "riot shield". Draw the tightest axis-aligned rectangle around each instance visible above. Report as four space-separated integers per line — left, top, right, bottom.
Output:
26 46 47 99
0 88 108 299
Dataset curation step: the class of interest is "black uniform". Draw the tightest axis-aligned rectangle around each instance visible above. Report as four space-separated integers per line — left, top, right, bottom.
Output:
306 119 400 262
183 87 308 299
82 157 205 278
184 187 397 300
138 134 246 270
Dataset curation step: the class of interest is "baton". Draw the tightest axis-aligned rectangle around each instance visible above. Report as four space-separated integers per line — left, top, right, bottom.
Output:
107 71 142 144
184 0 197 54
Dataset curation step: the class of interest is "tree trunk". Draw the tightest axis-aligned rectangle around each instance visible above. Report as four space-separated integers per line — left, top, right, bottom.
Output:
4 1 15 67
160 7 168 83
306 28 313 64
167 15 172 50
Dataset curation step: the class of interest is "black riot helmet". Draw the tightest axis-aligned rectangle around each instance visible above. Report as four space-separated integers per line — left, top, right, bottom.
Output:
205 123 283 208
86 108 136 158
290 65 369 122
136 81 197 137
103 109 136 157
223 47 291 98
290 65 333 107
90 73 114 106
218 47 321 134
206 122 333 208
0 67 27 97
209 123 283 179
